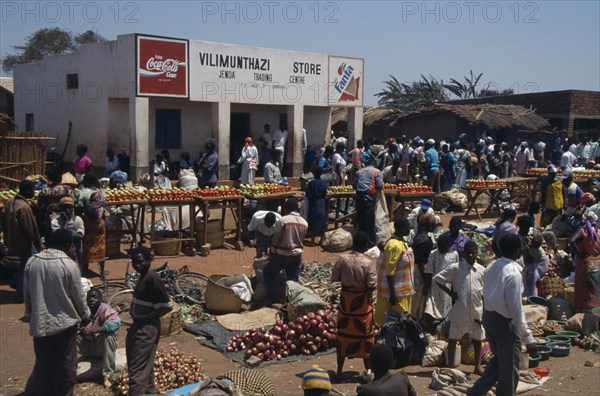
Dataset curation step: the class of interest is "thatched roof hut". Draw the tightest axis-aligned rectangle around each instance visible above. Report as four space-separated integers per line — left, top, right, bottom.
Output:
393 103 550 131
331 106 406 140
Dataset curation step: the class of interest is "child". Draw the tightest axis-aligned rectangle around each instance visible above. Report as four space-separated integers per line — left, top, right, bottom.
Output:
423 233 458 331
433 240 485 374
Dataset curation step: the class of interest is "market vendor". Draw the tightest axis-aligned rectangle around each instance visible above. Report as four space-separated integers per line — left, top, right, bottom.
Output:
247 211 282 259
37 166 75 237
407 198 434 234
77 289 120 379
199 139 219 188
73 144 93 184
264 149 285 184
540 165 566 228
447 216 470 259
263 198 307 303
51 197 84 267
331 231 376 378
491 203 518 258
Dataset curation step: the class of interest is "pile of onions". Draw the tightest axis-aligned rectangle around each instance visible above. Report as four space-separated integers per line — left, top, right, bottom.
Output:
227 306 338 362
111 348 204 394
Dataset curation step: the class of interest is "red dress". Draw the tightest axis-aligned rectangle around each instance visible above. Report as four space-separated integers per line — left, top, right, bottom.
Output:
575 229 600 311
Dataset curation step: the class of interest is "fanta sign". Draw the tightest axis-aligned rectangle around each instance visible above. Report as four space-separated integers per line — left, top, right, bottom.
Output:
137 35 189 97
328 56 363 105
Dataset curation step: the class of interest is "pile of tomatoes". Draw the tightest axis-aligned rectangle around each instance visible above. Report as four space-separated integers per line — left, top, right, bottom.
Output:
147 188 194 203
105 187 147 203
194 186 240 199
384 183 433 194
465 179 507 189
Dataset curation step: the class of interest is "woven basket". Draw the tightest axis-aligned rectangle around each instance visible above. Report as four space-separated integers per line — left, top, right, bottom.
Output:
537 276 565 298
152 231 181 256
160 300 182 337
204 274 244 313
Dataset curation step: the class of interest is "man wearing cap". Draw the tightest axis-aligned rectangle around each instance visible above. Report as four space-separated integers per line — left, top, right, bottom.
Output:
407 198 435 234
51 196 85 266
302 365 332 396
425 140 440 194
354 159 384 244
540 165 566 228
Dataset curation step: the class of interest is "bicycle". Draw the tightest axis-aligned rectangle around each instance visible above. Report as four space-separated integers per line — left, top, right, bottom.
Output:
107 262 209 326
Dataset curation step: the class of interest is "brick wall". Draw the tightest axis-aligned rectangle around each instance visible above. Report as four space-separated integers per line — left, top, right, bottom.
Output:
453 90 600 117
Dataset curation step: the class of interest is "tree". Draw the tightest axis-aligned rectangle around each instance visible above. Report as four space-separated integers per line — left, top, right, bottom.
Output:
443 70 484 99
376 74 449 110
478 86 515 97
2 28 106 73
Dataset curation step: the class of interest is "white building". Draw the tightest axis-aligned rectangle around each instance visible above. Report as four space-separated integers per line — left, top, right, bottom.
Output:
13 33 364 179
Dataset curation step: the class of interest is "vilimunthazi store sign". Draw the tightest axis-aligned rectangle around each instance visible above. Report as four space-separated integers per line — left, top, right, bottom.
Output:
136 35 363 106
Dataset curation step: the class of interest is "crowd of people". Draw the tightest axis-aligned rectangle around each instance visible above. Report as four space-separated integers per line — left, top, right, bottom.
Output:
3 128 600 396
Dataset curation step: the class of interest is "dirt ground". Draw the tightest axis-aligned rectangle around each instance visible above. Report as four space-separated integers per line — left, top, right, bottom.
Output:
1 212 599 396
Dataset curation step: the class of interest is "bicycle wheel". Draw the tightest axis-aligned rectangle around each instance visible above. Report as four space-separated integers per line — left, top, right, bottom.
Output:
109 289 134 325
174 272 209 305
90 282 127 302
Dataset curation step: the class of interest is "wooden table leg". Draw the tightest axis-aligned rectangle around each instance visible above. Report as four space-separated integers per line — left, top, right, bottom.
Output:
129 203 137 251
465 190 483 220
150 204 156 244
204 202 208 246
237 198 242 242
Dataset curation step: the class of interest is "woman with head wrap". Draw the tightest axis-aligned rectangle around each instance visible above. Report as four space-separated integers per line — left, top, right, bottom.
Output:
238 137 259 185
570 211 600 310
305 167 329 243
521 231 550 297
492 203 518 258
331 231 376 377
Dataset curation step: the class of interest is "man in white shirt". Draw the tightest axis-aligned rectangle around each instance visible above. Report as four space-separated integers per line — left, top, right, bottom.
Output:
272 122 288 173
247 211 282 258
560 144 576 173
407 198 435 234
467 234 537 396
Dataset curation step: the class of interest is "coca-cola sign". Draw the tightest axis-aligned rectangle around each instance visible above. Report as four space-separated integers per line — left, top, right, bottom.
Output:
137 35 189 97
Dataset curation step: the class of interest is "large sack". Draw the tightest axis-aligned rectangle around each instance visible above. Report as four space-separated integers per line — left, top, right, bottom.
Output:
566 313 585 334
547 294 573 321
374 191 391 244
322 226 354 252
524 305 548 327
441 189 468 210
179 169 199 190
286 281 326 321
432 194 450 211
421 335 447 367
582 312 600 336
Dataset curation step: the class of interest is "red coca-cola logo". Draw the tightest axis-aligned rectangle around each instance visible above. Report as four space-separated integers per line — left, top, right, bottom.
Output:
137 36 188 97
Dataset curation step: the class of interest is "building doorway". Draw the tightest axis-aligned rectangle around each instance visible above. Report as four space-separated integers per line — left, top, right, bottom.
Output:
230 112 251 180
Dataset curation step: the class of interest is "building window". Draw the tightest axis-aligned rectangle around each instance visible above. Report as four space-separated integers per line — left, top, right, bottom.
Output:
155 109 181 149
66 74 78 89
25 113 34 131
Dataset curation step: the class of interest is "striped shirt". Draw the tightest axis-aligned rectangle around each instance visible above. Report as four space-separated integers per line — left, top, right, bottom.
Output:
271 212 308 256
131 269 172 322
377 237 415 298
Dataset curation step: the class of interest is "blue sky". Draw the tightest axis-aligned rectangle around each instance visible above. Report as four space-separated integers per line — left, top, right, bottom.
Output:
1 0 598 105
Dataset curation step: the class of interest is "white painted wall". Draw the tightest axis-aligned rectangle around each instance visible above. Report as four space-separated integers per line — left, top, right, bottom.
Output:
13 34 136 167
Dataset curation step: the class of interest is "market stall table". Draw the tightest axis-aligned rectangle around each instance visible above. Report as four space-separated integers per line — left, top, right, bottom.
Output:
463 186 504 220
325 192 356 228
243 191 295 211
148 199 196 249
104 200 147 251
505 176 538 210
384 190 435 220
194 195 244 249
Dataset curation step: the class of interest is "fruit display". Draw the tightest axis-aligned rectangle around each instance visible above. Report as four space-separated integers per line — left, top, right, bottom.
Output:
529 326 545 337
384 183 433 194
542 321 565 333
239 183 292 198
227 307 338 363
146 187 194 203
104 187 147 203
194 186 240 199
110 348 204 395
0 190 17 205
524 168 562 177
327 185 355 196
464 179 507 189
573 169 600 178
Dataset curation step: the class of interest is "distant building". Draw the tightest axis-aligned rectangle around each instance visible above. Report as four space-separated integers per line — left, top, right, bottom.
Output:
13 34 364 179
0 77 14 119
452 90 600 135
